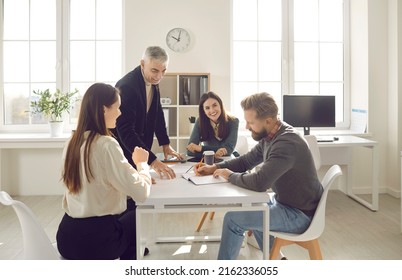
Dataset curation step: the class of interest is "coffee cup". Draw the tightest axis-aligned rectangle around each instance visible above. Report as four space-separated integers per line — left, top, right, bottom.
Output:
203 150 215 165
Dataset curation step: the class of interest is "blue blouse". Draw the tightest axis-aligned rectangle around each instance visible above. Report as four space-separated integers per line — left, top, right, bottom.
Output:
187 117 239 158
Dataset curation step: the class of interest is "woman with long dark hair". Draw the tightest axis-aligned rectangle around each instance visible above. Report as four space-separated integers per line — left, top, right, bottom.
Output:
56 83 151 259
187 91 239 159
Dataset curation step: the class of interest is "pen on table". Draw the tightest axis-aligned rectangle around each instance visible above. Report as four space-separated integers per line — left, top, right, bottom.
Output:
184 165 193 173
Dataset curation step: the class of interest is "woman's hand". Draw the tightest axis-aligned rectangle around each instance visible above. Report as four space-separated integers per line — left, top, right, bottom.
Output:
215 148 227 157
187 143 202 153
132 147 149 166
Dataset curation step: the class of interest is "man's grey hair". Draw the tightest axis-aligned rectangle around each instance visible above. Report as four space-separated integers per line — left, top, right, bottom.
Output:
142 46 169 64
240 92 278 119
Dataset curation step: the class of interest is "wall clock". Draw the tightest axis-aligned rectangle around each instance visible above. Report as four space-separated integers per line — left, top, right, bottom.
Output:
166 28 191 53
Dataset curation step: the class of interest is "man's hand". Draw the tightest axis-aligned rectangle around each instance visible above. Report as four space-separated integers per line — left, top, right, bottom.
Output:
150 159 176 179
162 144 184 160
195 163 217 176
213 168 233 180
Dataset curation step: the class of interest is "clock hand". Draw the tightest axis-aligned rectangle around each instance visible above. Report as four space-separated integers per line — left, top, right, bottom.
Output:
171 36 180 42
178 30 182 40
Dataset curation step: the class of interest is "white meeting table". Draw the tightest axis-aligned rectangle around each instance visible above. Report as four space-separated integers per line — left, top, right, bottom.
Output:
136 163 271 260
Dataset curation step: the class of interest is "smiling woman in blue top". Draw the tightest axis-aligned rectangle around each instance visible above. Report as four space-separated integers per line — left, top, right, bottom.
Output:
187 91 239 158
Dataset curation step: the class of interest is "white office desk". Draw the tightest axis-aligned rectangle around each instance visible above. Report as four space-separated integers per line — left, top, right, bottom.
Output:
316 135 378 211
136 163 270 260
0 133 70 193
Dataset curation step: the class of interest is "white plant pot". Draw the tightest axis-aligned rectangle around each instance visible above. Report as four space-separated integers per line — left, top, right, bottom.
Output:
49 121 63 137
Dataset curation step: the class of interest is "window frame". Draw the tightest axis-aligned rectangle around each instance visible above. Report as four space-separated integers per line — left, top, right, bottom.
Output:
231 0 350 132
0 0 123 133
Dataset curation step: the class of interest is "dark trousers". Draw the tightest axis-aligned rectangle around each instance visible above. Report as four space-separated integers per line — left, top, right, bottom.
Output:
56 201 137 260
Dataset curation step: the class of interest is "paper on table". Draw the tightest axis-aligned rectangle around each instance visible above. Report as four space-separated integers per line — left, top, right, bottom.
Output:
181 173 228 185
350 109 367 133
169 164 195 174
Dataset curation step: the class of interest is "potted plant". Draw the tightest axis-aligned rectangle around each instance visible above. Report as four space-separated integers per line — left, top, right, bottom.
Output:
29 88 79 136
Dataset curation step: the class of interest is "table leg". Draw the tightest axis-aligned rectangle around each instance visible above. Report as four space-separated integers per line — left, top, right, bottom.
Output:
136 208 144 260
345 146 379 211
262 204 269 260
371 146 379 210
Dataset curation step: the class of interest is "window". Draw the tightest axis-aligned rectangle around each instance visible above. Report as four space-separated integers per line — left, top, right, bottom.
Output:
0 0 122 131
232 0 349 129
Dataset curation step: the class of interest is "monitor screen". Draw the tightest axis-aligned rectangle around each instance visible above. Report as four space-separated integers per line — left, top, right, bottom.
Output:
282 95 335 135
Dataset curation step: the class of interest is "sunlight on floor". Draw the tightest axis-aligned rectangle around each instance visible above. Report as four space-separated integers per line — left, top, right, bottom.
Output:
198 244 207 254
172 244 209 256
173 245 192 255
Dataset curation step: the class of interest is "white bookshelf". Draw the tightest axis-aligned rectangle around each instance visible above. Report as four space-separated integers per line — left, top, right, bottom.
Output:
152 73 210 154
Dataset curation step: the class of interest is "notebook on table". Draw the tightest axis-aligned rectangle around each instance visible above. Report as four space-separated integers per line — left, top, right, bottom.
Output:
181 173 227 185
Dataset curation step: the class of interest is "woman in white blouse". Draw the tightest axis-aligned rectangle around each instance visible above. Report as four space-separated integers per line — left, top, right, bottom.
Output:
56 83 152 260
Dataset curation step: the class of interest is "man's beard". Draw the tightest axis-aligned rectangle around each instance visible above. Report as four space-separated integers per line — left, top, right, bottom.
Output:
250 127 268 141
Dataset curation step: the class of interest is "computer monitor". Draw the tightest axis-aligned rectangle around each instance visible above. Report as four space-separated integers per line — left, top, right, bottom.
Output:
282 95 336 135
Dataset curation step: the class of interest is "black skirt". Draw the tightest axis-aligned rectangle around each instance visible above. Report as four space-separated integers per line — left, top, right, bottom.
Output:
56 208 136 260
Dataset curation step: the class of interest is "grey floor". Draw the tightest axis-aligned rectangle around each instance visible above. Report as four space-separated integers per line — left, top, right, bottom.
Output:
1 190 401 260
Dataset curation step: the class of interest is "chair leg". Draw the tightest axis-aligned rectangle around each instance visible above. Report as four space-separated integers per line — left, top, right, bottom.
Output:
270 237 323 260
269 238 281 260
209 212 215 220
269 238 295 260
196 212 209 232
297 239 323 260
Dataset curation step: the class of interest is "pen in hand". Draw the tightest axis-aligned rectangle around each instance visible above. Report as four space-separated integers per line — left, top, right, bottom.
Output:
195 157 204 176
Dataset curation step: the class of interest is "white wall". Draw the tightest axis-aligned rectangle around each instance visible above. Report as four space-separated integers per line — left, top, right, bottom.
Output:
123 0 231 108
387 0 402 197
3 0 402 198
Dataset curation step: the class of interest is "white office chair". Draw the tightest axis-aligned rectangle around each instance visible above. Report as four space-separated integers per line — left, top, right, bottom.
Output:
0 191 61 260
234 135 249 156
304 135 321 170
269 165 342 260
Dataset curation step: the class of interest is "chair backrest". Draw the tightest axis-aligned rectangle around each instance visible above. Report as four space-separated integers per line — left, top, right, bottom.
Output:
0 191 60 260
235 135 249 156
301 165 342 240
304 135 321 170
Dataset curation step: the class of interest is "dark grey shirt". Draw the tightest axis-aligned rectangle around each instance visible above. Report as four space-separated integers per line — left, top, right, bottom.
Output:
216 123 323 216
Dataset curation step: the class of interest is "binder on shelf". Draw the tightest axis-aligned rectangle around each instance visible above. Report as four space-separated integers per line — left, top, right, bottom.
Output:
163 108 169 131
182 77 190 105
200 76 208 97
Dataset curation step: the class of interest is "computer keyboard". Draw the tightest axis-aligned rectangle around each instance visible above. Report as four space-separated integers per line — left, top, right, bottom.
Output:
317 137 335 142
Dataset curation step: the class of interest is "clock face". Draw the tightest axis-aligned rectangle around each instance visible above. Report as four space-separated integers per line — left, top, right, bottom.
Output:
166 28 191 53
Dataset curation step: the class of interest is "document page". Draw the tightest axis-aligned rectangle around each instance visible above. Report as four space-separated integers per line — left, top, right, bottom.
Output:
181 174 228 185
